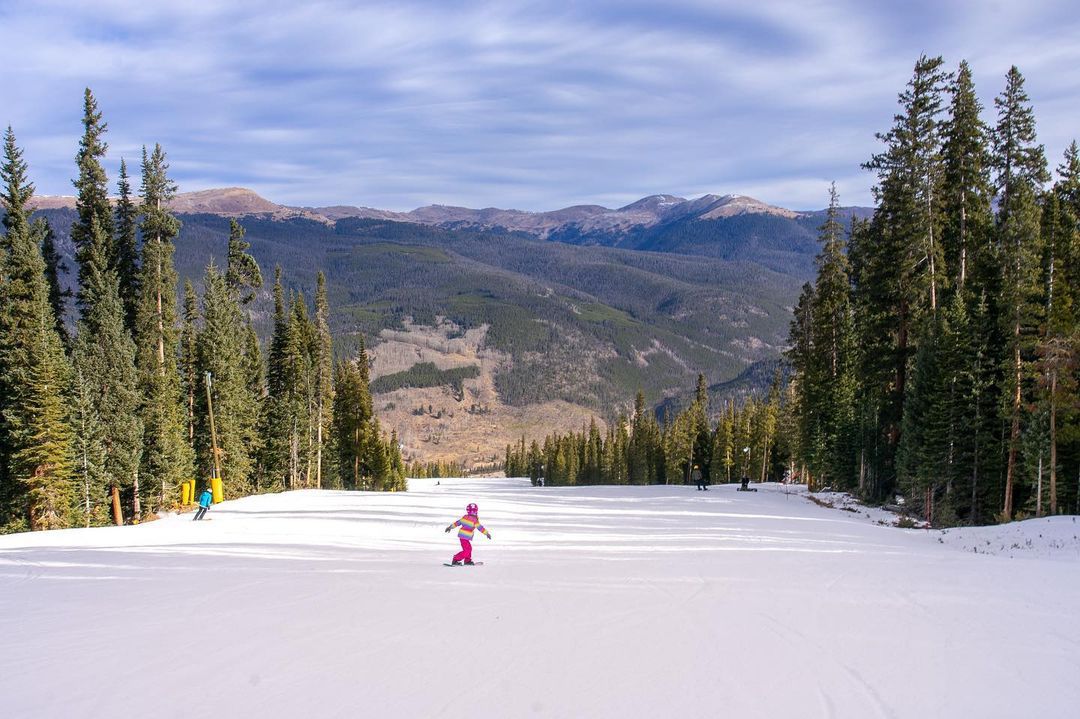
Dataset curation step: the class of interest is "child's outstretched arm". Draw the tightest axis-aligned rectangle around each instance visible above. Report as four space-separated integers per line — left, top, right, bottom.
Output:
478 523 492 539
445 518 462 533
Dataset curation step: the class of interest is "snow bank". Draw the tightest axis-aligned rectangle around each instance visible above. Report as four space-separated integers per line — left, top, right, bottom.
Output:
936 515 1080 560
793 483 1080 562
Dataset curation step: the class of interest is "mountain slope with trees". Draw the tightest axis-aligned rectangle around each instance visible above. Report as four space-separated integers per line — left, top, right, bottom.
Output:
0 93 405 534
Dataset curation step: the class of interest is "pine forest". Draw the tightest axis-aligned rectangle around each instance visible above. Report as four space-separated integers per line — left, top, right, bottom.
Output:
0 91 405 534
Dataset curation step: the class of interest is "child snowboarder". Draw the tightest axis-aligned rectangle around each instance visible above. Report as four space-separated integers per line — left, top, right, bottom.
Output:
444 503 491 565
193 486 213 521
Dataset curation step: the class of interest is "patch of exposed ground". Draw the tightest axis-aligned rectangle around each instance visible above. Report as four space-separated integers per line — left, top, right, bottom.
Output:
369 319 604 470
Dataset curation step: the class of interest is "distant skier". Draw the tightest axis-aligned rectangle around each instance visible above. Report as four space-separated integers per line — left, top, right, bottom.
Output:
738 474 757 492
193 487 213 521
692 465 707 491
444 502 491 565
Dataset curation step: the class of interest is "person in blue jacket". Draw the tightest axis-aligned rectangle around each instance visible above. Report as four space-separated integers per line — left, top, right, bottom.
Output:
193 487 213 521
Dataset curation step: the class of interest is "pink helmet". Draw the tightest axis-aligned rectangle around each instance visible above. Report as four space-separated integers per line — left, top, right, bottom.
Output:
466 503 478 516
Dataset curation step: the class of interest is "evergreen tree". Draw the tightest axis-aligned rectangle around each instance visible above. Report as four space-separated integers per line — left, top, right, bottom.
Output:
897 316 953 522
333 356 371 489
224 219 262 305
36 217 71 347
71 367 107 527
528 439 543 485
262 267 294 488
933 61 1002 523
992 66 1049 519
71 243 143 521
218 222 266 492
1039 147 1080 516
179 280 199 454
387 429 406 490
71 89 114 311
855 56 951 499
941 60 994 295
586 418 602 484
865 55 951 315
366 417 391 488
195 261 255 495
114 158 140 332
811 186 858 486
627 391 649 484
331 333 394 490
710 401 734 484
0 128 76 531
242 321 267 491
313 272 334 489
787 187 858 490
992 67 1050 222
287 291 316 488
1053 142 1080 333
134 144 191 511
691 374 712 481
67 91 144 521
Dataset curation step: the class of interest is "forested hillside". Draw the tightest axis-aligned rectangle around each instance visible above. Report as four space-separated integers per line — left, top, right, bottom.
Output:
0 94 406 534
788 58 1080 524
32 206 807 414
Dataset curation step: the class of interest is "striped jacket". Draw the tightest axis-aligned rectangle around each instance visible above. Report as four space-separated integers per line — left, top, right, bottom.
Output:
451 514 489 540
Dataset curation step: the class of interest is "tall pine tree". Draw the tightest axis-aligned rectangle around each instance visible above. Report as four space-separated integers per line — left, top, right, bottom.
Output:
69 93 144 522
114 158 140 332
0 128 76 531
134 144 191 511
992 66 1049 519
195 261 255 495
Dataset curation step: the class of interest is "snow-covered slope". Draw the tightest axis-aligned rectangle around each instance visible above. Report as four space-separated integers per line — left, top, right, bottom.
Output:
1 480 1077 718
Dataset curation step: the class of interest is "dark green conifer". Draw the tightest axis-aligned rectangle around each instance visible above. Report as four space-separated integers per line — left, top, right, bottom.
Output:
135 144 191 511
992 66 1048 519
224 219 262 305
195 261 255 494
71 367 107 527
71 89 114 311
36 217 72 347
72 237 143 521
114 158 139 332
333 357 368 489
179 280 199 453
313 272 334 489
941 61 994 295
0 127 76 531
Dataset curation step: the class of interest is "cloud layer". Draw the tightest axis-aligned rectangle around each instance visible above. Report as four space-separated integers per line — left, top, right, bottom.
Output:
4 0 1079 211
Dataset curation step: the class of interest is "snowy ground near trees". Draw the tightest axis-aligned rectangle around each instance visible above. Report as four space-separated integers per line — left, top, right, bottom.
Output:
2 479 1078 718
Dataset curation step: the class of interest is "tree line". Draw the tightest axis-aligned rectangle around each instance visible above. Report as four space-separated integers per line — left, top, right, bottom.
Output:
787 57 1079 525
0 90 404 534
504 375 790 487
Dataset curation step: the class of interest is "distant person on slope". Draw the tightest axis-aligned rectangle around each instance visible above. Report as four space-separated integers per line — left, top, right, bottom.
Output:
193 487 213 521
444 503 491 565
692 465 707 491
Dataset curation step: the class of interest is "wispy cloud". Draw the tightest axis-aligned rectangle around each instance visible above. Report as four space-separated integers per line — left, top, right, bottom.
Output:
4 0 1078 211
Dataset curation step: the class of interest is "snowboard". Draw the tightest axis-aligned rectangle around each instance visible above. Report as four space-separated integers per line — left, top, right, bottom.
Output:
444 561 484 566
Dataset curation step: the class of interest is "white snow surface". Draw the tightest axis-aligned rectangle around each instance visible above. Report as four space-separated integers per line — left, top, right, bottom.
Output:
2 479 1078 718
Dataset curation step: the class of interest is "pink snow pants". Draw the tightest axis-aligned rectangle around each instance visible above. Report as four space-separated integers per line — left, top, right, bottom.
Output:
452 537 473 563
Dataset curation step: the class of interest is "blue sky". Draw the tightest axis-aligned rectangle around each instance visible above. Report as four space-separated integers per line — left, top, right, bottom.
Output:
4 0 1079 211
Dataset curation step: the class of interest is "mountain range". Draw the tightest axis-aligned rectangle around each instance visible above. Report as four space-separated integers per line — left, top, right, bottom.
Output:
27 188 872 469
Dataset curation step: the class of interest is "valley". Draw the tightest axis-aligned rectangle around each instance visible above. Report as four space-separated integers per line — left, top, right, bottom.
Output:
28 188 855 468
